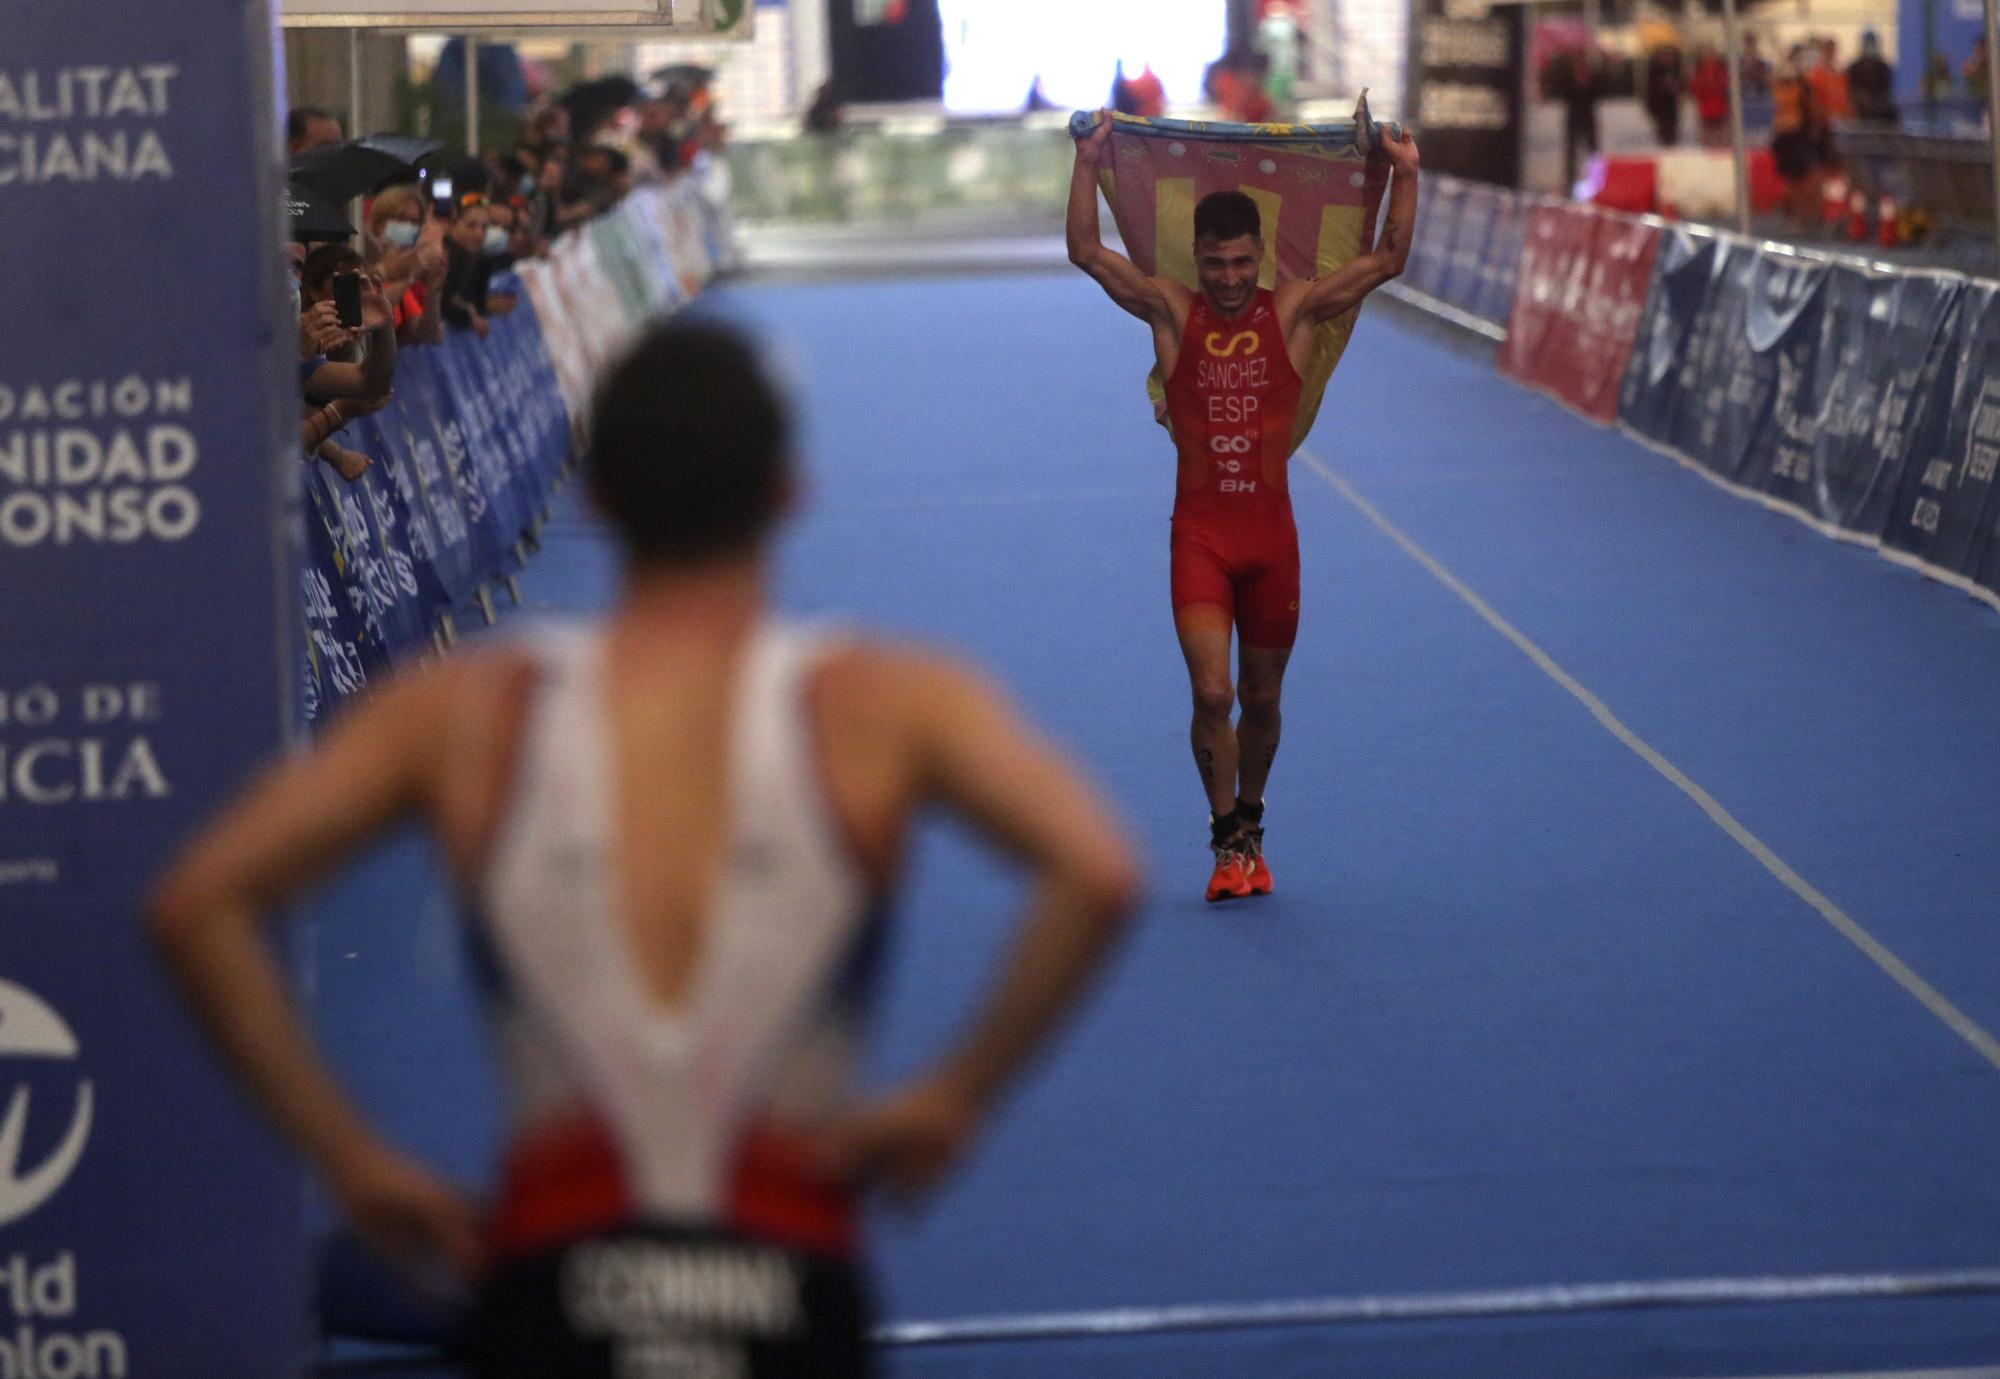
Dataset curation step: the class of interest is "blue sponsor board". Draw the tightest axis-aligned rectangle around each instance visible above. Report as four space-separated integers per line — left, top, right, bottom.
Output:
0 0 309 1372
1437 178 1496 315
1405 174 1461 302
1618 224 1716 438
1635 239 1828 489
1472 188 1527 326
1798 269 1964 535
1886 282 2000 583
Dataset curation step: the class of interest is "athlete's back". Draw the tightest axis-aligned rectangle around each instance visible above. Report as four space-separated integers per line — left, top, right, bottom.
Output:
149 321 1140 1379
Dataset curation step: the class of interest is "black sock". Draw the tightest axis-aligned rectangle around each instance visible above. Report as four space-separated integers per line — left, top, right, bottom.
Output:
1209 811 1240 846
1235 797 1265 828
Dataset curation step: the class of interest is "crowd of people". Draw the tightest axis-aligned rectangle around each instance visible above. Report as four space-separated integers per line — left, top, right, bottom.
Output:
1547 27 1989 231
283 67 728 485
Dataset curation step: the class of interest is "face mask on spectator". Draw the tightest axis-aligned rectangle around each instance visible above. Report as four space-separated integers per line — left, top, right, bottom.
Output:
382 220 422 250
483 226 510 257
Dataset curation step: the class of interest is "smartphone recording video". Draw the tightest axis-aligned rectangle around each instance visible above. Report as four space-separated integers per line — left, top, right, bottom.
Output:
431 175 455 219
332 274 364 330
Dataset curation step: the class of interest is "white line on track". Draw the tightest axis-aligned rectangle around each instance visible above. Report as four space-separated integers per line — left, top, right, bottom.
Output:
1297 450 2000 1075
876 1269 2000 1345
1682 1369 2000 1379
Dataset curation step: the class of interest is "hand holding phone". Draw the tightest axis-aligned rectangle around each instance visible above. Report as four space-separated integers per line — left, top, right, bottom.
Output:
332 274 365 330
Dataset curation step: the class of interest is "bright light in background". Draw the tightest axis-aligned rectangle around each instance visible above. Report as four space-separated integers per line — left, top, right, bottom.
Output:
938 0 1227 114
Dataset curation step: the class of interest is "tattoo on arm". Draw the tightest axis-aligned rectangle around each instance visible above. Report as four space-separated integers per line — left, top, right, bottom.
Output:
1381 219 1404 256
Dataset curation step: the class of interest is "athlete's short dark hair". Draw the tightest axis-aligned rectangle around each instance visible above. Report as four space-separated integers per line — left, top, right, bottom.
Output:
1194 191 1261 245
589 320 790 566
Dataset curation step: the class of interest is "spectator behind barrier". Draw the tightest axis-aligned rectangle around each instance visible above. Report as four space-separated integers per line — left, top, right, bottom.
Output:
298 243 397 481
365 183 448 347
441 197 499 338
288 106 342 158
1691 46 1731 149
1770 49 1822 225
1847 31 1898 124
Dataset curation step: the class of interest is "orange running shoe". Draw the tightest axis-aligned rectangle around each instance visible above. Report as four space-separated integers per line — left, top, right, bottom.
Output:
1241 827 1273 896
1204 839 1253 902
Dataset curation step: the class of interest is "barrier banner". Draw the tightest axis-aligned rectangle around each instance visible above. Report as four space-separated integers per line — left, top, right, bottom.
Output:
306 457 430 659
1648 241 1824 487
300 482 381 724
1791 269 1965 534
1405 174 1462 301
430 338 526 567
1472 184 1528 321
1499 205 1660 420
1619 226 1722 441
1439 178 1497 314
1734 252 1830 496
1884 282 2000 581
0 0 311 1369
383 348 489 606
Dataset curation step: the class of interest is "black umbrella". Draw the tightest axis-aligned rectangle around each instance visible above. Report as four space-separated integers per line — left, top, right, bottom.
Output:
562 75 642 135
285 180 354 243
290 133 444 205
650 63 712 92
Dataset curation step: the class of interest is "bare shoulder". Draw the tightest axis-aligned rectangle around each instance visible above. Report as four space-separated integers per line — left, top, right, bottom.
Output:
812 638 994 740
805 639 1001 887
407 644 542 874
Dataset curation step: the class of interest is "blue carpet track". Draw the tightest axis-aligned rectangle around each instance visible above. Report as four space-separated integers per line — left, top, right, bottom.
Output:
312 272 2000 1378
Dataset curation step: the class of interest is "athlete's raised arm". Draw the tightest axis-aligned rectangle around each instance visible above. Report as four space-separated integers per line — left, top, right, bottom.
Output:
1285 128 1421 329
810 647 1140 1194
1067 110 1181 329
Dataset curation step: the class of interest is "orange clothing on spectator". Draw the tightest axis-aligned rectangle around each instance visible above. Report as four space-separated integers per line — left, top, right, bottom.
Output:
1125 67 1166 118
1771 74 1812 134
394 280 430 334
1806 64 1850 122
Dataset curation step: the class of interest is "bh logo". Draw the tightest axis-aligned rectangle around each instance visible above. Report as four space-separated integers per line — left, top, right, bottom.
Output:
0 982 93 1227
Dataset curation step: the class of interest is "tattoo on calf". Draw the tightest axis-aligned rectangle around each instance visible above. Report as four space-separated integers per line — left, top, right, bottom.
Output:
1196 747 1215 784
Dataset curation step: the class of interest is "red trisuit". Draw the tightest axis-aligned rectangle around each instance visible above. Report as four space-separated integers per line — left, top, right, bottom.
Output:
1163 287 1304 649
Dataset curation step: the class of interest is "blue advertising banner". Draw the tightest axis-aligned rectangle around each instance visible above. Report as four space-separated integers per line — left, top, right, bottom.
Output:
1405 174 1462 301
1738 251 1830 498
300 486 378 724
1653 241 1827 488
1618 224 1719 440
1885 282 2000 582
375 349 482 607
1438 178 1496 316
1471 186 1528 326
0 0 309 1371
1795 268 1965 535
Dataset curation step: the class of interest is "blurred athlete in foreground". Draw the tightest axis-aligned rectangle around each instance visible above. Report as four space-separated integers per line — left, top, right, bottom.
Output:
150 320 1139 1378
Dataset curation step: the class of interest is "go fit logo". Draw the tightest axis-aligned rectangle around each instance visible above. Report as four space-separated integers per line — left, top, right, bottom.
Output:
0 981 93 1229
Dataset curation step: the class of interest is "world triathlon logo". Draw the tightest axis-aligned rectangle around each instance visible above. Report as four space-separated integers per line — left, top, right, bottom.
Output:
0 981 93 1228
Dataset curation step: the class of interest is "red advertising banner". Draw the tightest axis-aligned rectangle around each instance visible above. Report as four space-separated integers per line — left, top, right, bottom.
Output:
1499 204 1660 421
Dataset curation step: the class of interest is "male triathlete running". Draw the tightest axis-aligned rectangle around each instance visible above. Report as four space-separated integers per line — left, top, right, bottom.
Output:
150 321 1139 1377
1066 110 1419 902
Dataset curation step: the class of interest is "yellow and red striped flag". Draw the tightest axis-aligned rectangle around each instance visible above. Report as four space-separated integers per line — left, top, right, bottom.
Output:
1071 102 1394 449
